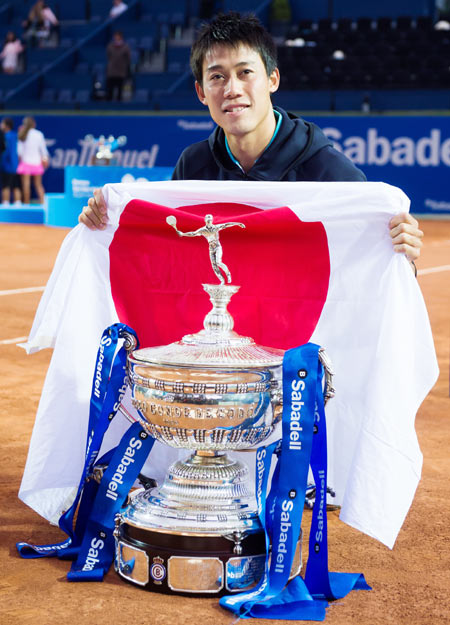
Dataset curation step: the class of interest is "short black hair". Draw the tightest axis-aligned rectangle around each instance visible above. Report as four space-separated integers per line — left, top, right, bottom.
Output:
190 11 278 86
2 117 14 130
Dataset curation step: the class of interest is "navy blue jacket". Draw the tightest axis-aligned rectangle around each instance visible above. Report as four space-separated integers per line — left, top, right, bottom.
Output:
172 106 366 182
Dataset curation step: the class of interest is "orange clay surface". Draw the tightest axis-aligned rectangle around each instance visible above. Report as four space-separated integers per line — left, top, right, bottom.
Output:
0 221 449 625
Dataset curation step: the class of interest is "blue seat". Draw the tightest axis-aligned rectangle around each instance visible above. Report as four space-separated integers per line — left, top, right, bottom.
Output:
75 89 91 103
220 0 270 25
272 90 332 111
166 46 190 73
59 37 74 48
134 73 181 90
90 0 116 21
26 47 75 72
116 22 159 39
289 0 329 21
76 46 106 67
138 36 156 52
74 62 90 74
92 62 106 78
43 72 92 91
156 89 204 110
40 87 56 103
57 89 74 104
133 88 150 103
58 4 87 20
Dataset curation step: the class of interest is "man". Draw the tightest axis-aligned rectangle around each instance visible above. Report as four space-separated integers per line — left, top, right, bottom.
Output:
0 117 21 205
79 12 423 263
106 30 131 101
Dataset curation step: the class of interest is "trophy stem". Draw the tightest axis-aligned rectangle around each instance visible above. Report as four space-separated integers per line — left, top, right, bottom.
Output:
194 449 225 458
122 451 260 535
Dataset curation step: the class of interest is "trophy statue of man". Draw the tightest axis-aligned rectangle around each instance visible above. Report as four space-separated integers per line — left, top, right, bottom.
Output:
166 214 245 284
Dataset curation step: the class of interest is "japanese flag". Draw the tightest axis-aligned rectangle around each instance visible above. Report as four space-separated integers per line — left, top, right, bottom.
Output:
19 180 438 549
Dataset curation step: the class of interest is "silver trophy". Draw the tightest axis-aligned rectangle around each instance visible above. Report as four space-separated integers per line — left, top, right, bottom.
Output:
114 215 334 596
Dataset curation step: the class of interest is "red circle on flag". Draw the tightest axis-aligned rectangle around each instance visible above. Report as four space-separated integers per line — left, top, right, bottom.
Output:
109 201 330 350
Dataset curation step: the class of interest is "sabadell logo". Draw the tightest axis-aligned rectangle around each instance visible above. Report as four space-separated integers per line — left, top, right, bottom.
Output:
323 127 450 167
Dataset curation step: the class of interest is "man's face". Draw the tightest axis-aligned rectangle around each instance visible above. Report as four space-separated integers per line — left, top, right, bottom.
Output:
195 43 279 142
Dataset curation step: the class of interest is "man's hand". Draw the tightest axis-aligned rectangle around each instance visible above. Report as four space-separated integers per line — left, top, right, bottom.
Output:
78 188 108 230
389 212 423 263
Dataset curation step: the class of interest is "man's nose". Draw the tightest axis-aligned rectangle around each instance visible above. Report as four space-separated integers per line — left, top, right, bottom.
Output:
224 75 241 97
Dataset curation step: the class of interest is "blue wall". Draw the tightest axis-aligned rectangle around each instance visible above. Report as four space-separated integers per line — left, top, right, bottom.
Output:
4 112 450 216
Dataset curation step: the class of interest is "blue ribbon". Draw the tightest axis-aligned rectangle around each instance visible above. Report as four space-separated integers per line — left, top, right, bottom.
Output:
304 390 370 600
17 323 153 580
220 343 370 621
67 421 154 581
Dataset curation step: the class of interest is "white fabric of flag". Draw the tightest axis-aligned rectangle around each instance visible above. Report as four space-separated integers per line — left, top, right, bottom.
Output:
19 180 438 549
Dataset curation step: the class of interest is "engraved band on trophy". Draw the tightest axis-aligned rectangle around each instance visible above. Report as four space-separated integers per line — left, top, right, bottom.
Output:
113 214 334 595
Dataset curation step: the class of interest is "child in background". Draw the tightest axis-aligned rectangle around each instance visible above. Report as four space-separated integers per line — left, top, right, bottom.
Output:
0 32 24 74
0 117 21 205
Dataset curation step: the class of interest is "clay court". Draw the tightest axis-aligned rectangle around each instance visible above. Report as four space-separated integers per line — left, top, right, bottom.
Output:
1 219 449 625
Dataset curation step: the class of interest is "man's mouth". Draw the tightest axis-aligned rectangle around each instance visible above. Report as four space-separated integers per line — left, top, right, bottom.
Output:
223 105 249 114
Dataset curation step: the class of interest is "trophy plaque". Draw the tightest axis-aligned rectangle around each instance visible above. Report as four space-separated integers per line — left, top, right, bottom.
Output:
114 215 319 596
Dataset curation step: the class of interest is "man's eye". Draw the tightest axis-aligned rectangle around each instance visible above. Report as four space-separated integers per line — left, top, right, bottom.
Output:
210 74 223 81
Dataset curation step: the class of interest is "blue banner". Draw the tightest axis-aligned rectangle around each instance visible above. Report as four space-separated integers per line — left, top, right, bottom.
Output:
64 165 173 199
220 344 369 621
5 113 450 214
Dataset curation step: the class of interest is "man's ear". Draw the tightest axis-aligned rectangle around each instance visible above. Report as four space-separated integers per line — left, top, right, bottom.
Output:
269 68 280 94
195 81 208 106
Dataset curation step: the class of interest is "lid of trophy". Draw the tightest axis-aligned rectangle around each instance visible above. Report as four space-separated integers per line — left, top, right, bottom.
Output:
130 215 285 369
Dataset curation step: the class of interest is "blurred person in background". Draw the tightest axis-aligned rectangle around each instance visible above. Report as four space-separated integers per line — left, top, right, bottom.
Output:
17 116 49 205
106 31 131 101
0 117 21 205
109 0 128 19
0 32 24 74
23 0 59 46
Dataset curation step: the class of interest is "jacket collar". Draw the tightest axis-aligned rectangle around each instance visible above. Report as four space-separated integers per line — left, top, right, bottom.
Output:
208 106 327 180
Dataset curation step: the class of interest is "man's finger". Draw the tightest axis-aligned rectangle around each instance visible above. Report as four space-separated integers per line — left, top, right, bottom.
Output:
389 212 419 229
393 243 421 263
78 210 100 230
79 203 107 229
390 222 424 241
391 231 423 250
93 188 107 214
85 201 104 227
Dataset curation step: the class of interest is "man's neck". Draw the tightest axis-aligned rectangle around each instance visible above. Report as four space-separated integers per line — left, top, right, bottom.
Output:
224 112 278 173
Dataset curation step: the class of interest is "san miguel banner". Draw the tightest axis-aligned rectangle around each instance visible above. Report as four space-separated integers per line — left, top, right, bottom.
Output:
19 180 438 549
8 113 450 214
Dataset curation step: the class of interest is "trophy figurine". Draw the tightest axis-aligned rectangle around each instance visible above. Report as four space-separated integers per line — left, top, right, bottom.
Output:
114 215 331 595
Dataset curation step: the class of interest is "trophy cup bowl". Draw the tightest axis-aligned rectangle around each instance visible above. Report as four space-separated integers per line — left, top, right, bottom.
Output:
114 217 309 596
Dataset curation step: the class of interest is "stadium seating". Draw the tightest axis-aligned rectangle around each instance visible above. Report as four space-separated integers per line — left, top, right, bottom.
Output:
0 0 448 112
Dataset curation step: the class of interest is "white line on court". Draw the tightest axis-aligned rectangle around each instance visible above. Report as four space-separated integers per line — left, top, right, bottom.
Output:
430 240 450 247
418 265 450 276
0 286 45 296
0 336 28 345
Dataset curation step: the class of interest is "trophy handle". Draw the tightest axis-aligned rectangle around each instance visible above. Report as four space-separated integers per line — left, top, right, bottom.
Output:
122 331 138 352
318 347 335 405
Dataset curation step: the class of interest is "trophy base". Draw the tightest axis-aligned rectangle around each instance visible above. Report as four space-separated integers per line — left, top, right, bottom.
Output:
115 523 302 597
